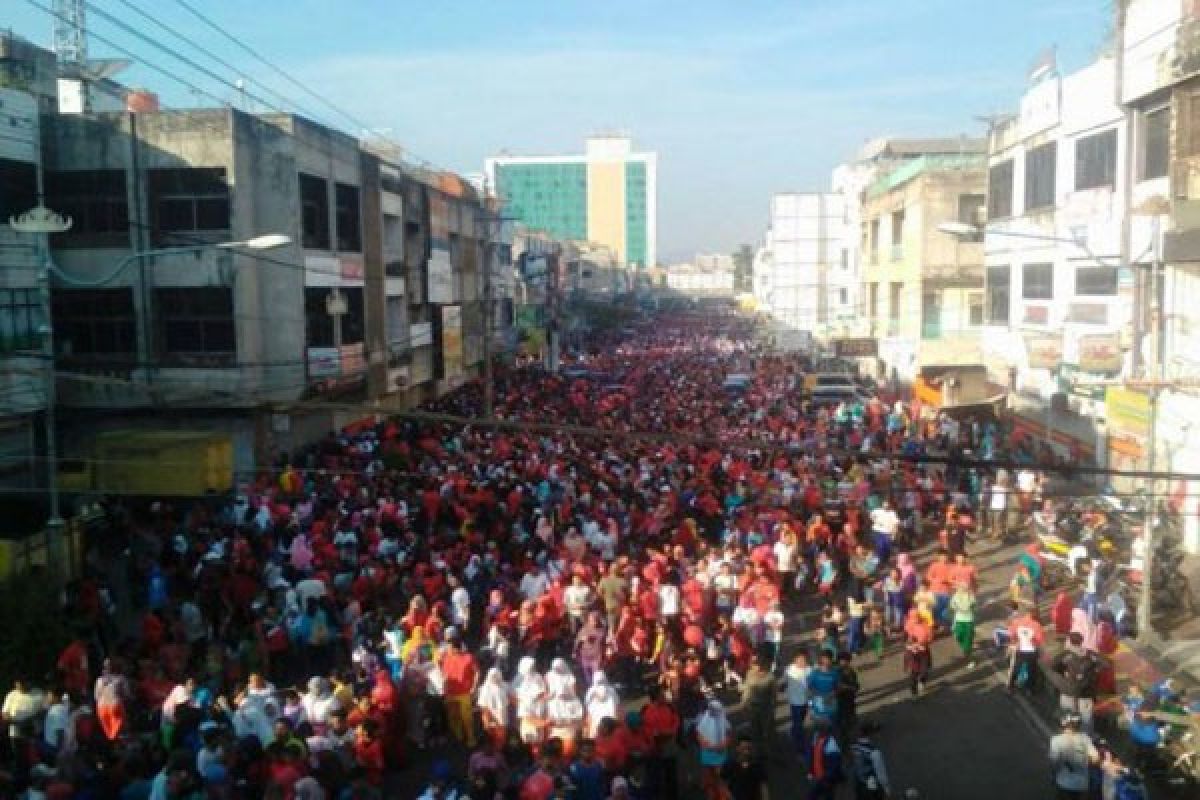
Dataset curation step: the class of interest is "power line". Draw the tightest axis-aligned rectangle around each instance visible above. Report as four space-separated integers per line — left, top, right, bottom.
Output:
107 0 336 125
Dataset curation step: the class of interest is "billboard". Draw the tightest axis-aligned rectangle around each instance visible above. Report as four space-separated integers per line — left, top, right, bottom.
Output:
428 247 454 303
833 337 877 358
1077 333 1122 374
1025 334 1063 370
441 305 463 379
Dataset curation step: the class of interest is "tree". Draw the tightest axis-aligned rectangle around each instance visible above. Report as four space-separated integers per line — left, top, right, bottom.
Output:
732 244 754 293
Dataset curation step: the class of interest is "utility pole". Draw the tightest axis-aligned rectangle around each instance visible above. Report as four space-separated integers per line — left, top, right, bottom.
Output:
482 215 494 419
1137 217 1164 642
10 204 72 578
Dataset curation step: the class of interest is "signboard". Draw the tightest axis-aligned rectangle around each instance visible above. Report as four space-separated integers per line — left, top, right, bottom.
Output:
409 322 433 347
1023 304 1049 326
1105 387 1151 437
307 347 340 379
1077 333 1122 373
1068 303 1108 325
339 257 364 281
833 337 878 358
441 305 463 379
1025 334 1063 369
428 248 454 304
339 343 365 375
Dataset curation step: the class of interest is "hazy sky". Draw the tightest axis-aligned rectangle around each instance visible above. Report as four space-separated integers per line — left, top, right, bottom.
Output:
11 0 1110 261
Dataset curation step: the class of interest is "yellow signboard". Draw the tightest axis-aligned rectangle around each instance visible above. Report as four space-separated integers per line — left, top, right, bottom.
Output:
1105 387 1151 437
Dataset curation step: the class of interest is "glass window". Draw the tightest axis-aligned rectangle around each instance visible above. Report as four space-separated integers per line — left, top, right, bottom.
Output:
1022 262 1054 299
1075 266 1118 296
1024 142 1057 211
987 266 1011 324
1142 107 1170 181
147 168 230 243
988 160 1014 219
52 289 136 357
335 183 362 252
45 169 130 246
1075 129 1117 190
0 289 43 354
155 287 235 362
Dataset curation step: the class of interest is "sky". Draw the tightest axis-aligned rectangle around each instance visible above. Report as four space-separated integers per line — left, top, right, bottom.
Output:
9 0 1111 261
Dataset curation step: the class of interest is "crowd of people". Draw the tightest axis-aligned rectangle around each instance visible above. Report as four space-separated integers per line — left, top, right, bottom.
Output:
0 311 1172 800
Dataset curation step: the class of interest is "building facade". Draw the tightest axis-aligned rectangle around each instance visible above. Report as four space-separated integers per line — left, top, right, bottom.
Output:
485 135 657 269
862 155 988 382
982 57 1133 463
1120 0 1200 553
0 86 45 496
758 193 846 339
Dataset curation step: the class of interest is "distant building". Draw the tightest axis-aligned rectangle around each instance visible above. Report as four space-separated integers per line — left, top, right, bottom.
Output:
665 254 735 294
758 193 846 337
485 135 657 269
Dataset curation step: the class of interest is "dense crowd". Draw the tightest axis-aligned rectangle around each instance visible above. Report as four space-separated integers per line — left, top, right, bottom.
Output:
0 312 1178 800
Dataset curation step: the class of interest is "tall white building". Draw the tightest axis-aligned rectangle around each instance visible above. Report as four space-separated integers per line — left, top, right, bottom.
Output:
757 193 845 339
982 56 1134 462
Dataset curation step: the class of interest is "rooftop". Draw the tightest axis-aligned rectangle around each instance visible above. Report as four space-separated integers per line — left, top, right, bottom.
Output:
857 136 986 162
867 153 987 198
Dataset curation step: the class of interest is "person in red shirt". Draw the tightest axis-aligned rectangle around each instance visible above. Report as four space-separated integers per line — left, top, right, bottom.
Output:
593 717 629 773
439 633 479 748
354 719 385 787
56 638 90 696
949 552 978 593
925 550 954 629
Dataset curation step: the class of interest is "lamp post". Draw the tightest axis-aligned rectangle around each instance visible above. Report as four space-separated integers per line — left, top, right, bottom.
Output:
8 202 290 577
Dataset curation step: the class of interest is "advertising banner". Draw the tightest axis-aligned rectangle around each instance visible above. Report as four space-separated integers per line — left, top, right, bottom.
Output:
307 347 340 379
1025 334 1063 370
1077 333 1122 373
833 337 878 358
428 247 454 303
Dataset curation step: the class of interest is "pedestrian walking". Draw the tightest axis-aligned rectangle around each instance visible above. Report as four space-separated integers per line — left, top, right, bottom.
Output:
949 582 977 666
1048 713 1099 799
1050 633 1099 734
849 721 892 800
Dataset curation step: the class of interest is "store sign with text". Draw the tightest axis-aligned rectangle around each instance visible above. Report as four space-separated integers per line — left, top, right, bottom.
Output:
833 337 878 358
1077 333 1122 373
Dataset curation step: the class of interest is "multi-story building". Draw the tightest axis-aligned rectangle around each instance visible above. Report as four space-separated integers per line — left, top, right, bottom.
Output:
0 86 45 494
758 193 846 341
485 135 657 269
981 56 1130 465
862 154 988 382
832 138 986 337
1119 0 1200 553
37 105 492 474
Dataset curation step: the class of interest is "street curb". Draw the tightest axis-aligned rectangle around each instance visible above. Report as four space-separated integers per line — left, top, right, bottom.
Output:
981 655 1054 740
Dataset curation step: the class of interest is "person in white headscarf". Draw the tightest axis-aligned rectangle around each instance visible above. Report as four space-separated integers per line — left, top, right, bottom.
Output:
584 670 620 738
476 667 511 748
512 656 547 746
546 659 584 759
695 698 733 796
301 677 340 735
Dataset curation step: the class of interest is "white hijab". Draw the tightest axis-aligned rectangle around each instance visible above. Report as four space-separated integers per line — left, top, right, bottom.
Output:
696 699 731 747
476 667 511 722
513 657 546 719
584 670 619 735
546 659 575 699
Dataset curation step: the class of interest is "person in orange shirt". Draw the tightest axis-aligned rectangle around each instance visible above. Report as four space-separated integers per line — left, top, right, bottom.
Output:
438 632 479 748
924 550 954 629
948 552 978 593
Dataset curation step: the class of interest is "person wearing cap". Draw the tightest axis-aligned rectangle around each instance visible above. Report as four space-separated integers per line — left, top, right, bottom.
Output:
1048 712 1098 798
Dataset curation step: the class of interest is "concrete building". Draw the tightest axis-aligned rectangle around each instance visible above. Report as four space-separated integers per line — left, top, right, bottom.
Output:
862 154 988 382
758 193 846 340
485 135 657 269
0 85 45 494
832 138 986 336
665 254 736 295
982 56 1131 464
37 105 492 475
1119 0 1200 553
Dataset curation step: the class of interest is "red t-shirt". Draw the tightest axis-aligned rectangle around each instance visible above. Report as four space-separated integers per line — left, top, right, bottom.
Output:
440 651 478 697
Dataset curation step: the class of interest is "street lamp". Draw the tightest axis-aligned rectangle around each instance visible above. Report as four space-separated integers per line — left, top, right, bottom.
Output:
9 201 289 577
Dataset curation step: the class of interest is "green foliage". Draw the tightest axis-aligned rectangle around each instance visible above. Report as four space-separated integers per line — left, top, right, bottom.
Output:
0 571 71 691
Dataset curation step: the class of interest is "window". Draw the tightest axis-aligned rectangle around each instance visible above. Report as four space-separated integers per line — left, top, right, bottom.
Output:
299 173 331 250
840 249 848 270
148 168 229 244
1024 142 1057 211
52 289 136 357
988 159 1014 219
870 219 881 263
386 295 407 348
1141 107 1169 181
383 213 404 277
868 282 879 320
156 287 235 362
1075 129 1117 190
890 209 905 260
304 287 365 347
968 292 984 326
1022 262 1054 299
0 289 42 354
987 266 1011 324
335 183 362 252
45 170 129 246
838 288 848 305
957 194 985 225
1075 265 1118 296
0 159 37 223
